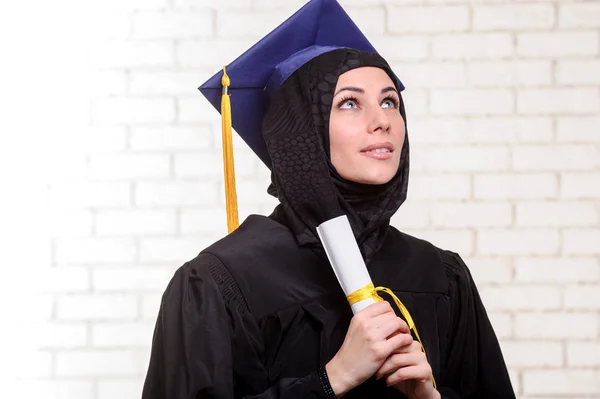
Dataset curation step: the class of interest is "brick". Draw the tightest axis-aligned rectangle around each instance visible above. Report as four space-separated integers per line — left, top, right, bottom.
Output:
8 295 54 321
55 238 136 264
432 33 513 60
515 257 599 283
175 0 251 8
252 0 304 9
412 146 510 172
432 202 511 228
30 267 89 293
402 88 428 116
408 229 474 255
10 381 93 399
478 229 559 256
371 36 429 61
408 118 470 144
56 350 140 377
409 173 470 200
178 39 255 68
463 257 513 284
513 145 599 172
221 178 274 206
89 154 171 180
516 202 598 227
174 152 227 178
391 62 465 88
557 60 600 85
10 351 52 378
130 125 211 151
47 209 93 237
216 10 291 39
141 294 163 320
92 98 175 124
91 40 174 68
431 89 513 115
96 209 176 236
523 370 600 395
471 117 553 143
501 341 563 367
487 312 512 339
561 173 600 199
390 202 430 229
135 181 218 207
515 312 598 339
180 208 230 235
140 237 208 263
84 126 128 152
133 10 212 39
101 0 168 10
46 182 131 208
480 285 561 311
89 70 127 96
346 7 386 35
473 4 554 30
178 96 223 123
57 295 138 320
16 322 88 348
518 89 599 115
568 342 600 366
566 284 600 310
130 71 204 95
98 379 147 399
388 6 469 33
517 32 598 58
93 322 155 347
468 60 552 87
559 3 600 28
564 229 600 255
558 117 600 143
93 267 173 291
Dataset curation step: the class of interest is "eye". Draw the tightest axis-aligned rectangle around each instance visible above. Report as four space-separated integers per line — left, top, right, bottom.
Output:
382 96 399 109
338 97 359 110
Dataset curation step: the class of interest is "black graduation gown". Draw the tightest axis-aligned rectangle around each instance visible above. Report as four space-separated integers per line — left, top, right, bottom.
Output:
142 215 515 398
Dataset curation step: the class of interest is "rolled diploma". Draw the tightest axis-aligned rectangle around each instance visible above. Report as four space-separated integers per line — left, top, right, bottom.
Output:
316 215 375 314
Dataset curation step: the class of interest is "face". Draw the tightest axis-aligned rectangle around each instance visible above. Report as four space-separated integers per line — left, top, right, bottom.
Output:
329 67 405 185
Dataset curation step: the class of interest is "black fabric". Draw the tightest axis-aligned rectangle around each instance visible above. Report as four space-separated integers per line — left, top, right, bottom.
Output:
142 215 515 398
264 49 409 264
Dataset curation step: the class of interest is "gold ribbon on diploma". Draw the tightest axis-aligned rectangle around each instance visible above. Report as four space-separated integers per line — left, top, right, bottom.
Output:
347 283 437 389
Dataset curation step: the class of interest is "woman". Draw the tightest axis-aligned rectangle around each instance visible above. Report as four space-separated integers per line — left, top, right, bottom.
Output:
142 2 515 398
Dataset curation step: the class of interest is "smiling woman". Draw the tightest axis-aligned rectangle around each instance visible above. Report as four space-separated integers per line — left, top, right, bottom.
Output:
329 67 406 185
141 1 515 398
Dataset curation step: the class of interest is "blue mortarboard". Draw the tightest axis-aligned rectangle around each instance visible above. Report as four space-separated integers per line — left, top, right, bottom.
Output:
199 0 403 169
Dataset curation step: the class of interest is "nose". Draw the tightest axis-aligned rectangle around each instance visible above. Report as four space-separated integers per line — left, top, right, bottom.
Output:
367 106 391 135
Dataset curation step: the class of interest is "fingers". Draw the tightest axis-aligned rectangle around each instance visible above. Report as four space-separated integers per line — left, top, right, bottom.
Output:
384 363 433 387
371 313 410 340
357 301 394 318
375 346 422 379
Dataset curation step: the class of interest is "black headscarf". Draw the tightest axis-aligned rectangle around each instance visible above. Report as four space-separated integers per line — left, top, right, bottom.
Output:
263 49 409 264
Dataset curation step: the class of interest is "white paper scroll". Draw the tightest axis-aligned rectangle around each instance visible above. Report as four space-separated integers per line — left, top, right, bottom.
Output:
316 215 375 314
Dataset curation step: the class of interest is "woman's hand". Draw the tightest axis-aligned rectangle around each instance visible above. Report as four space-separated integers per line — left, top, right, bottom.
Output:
375 339 440 399
325 301 412 397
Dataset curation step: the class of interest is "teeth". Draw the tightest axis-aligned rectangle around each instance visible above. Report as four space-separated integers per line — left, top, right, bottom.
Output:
369 148 390 153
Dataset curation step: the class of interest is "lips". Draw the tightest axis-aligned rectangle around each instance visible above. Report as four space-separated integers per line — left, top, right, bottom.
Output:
360 142 394 153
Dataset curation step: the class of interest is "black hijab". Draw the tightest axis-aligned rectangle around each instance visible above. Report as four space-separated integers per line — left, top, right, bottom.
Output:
263 49 409 264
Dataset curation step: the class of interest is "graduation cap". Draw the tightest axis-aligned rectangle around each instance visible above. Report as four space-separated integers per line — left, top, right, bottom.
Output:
198 0 399 233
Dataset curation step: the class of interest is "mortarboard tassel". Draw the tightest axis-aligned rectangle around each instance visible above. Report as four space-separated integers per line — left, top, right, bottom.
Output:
221 66 239 233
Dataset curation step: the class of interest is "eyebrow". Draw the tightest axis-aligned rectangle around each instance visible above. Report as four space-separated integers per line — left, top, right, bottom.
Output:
334 86 398 97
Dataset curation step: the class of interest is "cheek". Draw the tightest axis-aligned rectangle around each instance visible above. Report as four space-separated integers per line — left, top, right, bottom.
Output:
329 119 358 160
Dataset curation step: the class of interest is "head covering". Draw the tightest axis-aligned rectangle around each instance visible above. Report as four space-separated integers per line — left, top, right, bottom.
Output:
264 49 409 264
199 0 404 168
198 0 409 262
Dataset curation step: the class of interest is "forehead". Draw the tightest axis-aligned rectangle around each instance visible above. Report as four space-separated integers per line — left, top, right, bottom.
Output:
336 66 394 87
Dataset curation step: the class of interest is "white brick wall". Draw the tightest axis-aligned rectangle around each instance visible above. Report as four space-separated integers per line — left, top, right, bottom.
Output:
6 0 599 398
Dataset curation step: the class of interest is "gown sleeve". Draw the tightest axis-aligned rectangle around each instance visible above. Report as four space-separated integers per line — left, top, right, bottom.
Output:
436 250 516 399
141 253 329 399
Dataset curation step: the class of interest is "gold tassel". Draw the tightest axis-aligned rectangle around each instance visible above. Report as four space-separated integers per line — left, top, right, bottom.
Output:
221 66 239 233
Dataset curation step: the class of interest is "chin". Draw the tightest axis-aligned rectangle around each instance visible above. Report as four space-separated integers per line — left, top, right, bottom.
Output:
352 168 397 185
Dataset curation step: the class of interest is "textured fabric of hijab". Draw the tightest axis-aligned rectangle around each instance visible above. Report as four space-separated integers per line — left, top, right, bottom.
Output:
263 49 410 264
